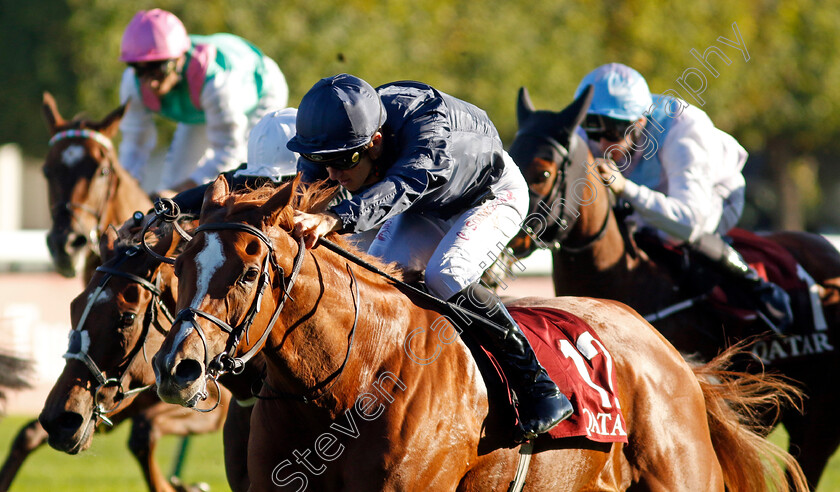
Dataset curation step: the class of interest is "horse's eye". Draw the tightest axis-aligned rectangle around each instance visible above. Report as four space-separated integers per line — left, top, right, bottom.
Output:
119 312 137 327
241 268 260 283
542 170 552 179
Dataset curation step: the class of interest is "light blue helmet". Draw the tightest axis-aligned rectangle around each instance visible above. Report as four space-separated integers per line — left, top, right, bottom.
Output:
574 63 652 121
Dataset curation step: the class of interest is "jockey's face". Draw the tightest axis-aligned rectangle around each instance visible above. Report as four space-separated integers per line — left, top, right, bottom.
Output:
133 56 184 98
592 117 646 164
324 133 383 193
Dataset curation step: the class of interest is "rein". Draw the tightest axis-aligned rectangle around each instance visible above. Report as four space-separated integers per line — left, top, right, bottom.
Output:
318 239 517 336
48 128 119 254
63 245 173 426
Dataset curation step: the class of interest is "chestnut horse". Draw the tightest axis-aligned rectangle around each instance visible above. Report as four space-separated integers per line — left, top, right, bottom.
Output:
35 218 235 492
152 177 806 491
41 92 151 281
507 86 840 490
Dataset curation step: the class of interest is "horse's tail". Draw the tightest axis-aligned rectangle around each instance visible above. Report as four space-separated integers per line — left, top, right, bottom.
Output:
692 344 808 492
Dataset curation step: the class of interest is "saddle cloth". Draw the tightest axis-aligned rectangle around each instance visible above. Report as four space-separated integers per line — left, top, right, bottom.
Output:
478 306 628 444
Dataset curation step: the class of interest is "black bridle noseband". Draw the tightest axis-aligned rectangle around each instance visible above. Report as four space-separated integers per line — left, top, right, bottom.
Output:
63 245 174 426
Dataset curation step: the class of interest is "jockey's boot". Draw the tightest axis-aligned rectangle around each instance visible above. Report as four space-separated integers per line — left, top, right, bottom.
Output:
450 283 573 440
693 233 794 334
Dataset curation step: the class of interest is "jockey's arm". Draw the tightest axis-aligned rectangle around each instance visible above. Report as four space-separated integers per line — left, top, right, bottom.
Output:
292 210 341 249
182 72 250 188
118 68 157 184
618 120 719 243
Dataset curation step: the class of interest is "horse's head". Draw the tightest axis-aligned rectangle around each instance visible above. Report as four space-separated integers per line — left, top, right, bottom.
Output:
42 92 127 278
39 219 182 454
506 86 595 254
153 175 332 407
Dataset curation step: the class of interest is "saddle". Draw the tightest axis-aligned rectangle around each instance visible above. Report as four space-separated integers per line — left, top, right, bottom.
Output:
463 306 628 447
636 228 823 337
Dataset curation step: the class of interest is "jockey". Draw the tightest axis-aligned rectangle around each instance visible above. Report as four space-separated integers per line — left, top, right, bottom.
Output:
288 74 573 440
170 107 299 211
579 63 793 333
117 8 288 195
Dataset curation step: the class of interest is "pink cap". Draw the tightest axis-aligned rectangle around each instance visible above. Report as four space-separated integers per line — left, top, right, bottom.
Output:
120 9 190 62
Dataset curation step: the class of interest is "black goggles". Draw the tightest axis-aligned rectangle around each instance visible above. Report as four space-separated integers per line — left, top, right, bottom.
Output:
302 146 368 171
129 59 177 80
581 114 637 142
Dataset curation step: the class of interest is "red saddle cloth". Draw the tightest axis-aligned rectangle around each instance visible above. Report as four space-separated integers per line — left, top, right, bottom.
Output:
488 306 628 444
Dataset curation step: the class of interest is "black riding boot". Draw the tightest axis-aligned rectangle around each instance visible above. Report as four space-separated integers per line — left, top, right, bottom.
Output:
450 283 573 440
692 234 793 334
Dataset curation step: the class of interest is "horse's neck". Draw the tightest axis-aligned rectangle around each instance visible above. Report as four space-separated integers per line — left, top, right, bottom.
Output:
555 184 642 294
554 186 681 307
107 162 153 227
265 247 485 419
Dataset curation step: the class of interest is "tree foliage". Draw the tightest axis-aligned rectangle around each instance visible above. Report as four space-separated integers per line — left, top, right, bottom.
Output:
3 0 839 228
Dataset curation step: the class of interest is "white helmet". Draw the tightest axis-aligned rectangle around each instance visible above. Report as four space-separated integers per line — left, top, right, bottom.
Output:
238 108 299 181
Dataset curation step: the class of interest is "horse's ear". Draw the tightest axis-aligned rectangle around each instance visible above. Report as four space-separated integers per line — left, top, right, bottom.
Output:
95 102 129 139
200 174 230 218
262 174 299 224
557 85 593 134
517 87 536 125
99 225 119 259
42 92 65 134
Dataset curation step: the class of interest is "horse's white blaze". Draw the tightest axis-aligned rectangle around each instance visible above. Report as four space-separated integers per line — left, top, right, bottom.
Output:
192 233 225 308
61 144 85 166
166 233 225 366
88 287 113 305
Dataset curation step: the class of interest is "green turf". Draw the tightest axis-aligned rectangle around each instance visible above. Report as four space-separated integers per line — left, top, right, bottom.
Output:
0 414 839 491
0 415 230 492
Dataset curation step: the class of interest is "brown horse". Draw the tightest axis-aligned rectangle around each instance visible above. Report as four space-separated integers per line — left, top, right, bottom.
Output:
507 86 840 490
41 92 151 281
35 218 235 492
152 176 806 491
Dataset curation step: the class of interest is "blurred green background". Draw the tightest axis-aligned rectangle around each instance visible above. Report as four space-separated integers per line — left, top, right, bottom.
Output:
4 0 840 231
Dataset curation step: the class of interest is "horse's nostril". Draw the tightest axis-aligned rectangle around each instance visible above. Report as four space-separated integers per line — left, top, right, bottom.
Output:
174 359 202 384
70 235 88 249
55 412 84 433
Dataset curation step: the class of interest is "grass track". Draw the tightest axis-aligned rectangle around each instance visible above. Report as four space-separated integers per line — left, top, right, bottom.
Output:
0 415 839 491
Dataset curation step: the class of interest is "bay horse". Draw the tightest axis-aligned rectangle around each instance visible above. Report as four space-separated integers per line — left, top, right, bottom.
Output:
41 92 152 281
152 176 806 491
507 86 840 490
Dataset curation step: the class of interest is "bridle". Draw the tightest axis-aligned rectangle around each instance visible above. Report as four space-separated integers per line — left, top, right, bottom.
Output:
171 222 308 410
63 244 174 426
518 131 610 254
47 128 119 255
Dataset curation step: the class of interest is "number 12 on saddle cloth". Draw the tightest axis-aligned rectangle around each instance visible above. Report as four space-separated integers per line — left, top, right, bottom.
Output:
500 307 627 443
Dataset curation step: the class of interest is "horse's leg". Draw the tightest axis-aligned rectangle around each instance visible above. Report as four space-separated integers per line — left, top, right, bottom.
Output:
223 402 252 492
0 419 48 491
127 414 176 492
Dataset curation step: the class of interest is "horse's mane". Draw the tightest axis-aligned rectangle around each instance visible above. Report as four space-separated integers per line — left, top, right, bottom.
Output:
221 179 404 280
107 213 198 261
